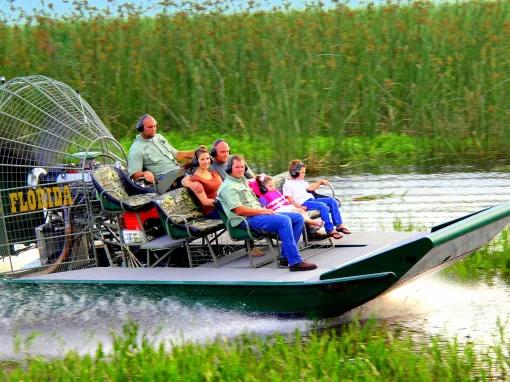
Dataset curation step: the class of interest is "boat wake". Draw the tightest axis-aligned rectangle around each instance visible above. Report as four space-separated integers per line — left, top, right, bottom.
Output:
0 283 311 359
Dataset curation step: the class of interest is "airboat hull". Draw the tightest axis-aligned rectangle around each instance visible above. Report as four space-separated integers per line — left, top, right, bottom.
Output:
7 201 510 318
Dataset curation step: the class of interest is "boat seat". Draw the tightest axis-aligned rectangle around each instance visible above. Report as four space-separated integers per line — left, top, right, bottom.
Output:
90 165 161 267
91 165 158 212
271 171 319 233
216 202 278 268
154 188 225 267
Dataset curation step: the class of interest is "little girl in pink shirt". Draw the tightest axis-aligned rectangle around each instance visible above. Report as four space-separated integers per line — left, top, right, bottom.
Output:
255 174 323 228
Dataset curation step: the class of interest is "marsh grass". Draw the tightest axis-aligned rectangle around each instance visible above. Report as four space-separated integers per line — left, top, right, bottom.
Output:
2 0 510 171
446 228 510 283
391 219 510 284
2 320 509 381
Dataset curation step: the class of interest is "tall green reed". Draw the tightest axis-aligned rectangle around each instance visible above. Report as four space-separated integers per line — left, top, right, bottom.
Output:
2 1 510 171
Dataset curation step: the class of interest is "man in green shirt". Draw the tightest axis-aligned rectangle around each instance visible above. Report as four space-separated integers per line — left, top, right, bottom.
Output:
217 155 317 272
127 114 194 193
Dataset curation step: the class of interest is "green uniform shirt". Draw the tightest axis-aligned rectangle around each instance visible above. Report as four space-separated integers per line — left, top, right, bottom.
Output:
217 175 261 227
127 133 180 176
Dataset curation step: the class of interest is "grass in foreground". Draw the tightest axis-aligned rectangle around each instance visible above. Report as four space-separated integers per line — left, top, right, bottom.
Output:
1 320 509 381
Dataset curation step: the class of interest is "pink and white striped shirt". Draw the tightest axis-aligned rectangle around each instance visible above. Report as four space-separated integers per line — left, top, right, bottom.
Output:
259 190 291 211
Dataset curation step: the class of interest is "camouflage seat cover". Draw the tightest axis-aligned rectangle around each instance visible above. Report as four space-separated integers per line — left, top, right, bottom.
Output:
155 188 223 235
91 165 157 210
272 172 287 192
154 188 225 268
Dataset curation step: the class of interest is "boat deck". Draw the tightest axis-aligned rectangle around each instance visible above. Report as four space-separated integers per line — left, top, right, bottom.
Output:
15 231 423 284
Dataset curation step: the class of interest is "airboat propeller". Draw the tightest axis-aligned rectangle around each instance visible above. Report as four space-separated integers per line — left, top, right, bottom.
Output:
0 75 125 273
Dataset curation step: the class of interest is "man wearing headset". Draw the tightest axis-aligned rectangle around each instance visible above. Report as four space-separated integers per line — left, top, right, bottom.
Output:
127 114 194 193
182 138 254 193
217 155 317 272
209 139 254 180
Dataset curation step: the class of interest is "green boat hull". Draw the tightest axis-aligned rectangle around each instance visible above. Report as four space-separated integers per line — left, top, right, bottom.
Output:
5 200 510 318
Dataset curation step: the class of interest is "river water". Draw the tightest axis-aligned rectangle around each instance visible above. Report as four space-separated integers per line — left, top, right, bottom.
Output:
0 170 509 359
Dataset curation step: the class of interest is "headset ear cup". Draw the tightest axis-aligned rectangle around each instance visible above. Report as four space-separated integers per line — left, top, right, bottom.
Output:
210 138 225 158
225 157 233 174
136 114 148 132
290 162 303 178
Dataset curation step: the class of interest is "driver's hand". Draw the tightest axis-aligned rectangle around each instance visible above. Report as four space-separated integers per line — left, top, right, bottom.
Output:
189 181 204 194
143 171 155 184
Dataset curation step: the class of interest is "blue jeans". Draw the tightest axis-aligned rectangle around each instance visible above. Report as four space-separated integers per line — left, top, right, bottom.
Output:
244 212 304 266
205 208 221 220
302 197 342 233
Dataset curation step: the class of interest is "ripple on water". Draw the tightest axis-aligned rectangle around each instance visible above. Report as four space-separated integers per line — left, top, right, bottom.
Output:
329 171 510 230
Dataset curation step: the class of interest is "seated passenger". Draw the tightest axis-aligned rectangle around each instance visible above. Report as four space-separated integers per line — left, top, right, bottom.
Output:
217 155 317 271
127 114 195 193
209 139 255 180
186 145 222 219
282 159 350 240
181 138 254 193
255 174 323 229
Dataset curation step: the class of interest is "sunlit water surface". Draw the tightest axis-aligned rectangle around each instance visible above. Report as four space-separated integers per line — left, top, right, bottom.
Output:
1 170 509 359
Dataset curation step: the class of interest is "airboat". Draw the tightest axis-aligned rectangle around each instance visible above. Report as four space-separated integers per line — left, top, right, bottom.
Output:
0 75 509 318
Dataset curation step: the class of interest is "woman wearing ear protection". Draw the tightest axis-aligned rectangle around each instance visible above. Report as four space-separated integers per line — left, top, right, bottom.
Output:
186 145 222 219
283 159 350 240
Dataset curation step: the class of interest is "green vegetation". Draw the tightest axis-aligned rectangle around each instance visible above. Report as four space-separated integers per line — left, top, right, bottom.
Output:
445 228 510 283
391 221 510 284
1 3 509 378
352 193 395 201
2 1 510 172
390 220 510 284
2 320 509 381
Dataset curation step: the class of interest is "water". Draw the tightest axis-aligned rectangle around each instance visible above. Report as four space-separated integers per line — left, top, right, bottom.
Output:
335 171 510 231
0 284 309 359
0 170 509 359
343 274 510 347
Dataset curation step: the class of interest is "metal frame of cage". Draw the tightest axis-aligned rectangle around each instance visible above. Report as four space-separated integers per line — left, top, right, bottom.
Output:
0 75 128 277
